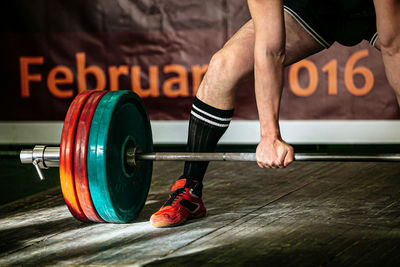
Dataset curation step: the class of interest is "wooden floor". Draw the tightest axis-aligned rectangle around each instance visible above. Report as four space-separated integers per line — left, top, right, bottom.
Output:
1 161 400 266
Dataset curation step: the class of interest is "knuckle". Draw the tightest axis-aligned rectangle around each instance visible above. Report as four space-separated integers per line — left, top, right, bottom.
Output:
273 160 282 166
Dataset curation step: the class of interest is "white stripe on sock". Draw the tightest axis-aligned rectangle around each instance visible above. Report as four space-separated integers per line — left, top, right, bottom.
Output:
192 104 232 122
191 110 230 128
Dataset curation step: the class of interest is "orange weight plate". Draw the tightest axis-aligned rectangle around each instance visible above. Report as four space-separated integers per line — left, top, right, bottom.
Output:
74 91 107 222
60 90 95 222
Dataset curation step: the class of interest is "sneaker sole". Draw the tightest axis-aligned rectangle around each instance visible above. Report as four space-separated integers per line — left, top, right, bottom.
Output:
151 211 206 228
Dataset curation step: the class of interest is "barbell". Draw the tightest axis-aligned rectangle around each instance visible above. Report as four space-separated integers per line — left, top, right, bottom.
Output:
20 90 400 223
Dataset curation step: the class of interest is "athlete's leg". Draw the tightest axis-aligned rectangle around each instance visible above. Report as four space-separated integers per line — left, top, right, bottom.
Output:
373 0 400 105
150 11 326 228
182 12 326 183
197 12 325 110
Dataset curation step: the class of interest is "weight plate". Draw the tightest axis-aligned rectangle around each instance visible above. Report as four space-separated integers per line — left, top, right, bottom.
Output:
60 90 95 222
88 90 153 223
74 91 107 222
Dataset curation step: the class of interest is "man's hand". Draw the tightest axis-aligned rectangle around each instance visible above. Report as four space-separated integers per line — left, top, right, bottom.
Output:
256 137 294 168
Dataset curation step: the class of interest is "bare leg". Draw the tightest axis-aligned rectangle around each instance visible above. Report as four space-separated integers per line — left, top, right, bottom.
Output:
196 11 325 110
373 0 400 105
150 11 329 228
150 10 329 228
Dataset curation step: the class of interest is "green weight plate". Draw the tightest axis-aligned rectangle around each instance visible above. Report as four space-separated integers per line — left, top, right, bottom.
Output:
88 90 153 223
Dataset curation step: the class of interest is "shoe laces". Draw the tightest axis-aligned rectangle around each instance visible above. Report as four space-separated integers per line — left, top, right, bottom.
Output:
163 188 186 207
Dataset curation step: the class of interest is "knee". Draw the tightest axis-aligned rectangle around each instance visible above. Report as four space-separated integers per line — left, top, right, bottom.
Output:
378 33 400 56
208 50 231 77
196 50 238 98
199 47 252 98
207 48 250 83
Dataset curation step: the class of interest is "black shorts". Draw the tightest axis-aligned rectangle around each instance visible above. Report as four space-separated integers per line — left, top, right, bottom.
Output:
283 0 377 48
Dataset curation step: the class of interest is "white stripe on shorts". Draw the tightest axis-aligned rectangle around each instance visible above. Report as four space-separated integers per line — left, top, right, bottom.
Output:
370 32 378 47
284 6 331 49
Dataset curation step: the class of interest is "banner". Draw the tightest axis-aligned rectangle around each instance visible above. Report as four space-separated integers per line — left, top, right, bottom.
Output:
1 0 399 122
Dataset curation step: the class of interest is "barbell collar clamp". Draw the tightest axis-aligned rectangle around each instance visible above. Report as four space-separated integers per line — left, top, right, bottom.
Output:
21 145 61 180
32 159 45 180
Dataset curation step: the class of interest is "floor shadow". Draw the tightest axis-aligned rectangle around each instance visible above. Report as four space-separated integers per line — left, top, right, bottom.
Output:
144 232 400 266
0 215 95 256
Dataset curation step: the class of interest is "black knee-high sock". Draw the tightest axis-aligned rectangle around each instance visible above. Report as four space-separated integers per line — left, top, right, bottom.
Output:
182 97 234 183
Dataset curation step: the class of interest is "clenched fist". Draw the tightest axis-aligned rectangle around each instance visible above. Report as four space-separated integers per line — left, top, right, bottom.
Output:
256 137 294 168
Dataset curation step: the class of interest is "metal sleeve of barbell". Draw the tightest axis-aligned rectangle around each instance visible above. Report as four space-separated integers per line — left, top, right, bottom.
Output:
136 153 400 162
20 146 60 167
42 147 61 167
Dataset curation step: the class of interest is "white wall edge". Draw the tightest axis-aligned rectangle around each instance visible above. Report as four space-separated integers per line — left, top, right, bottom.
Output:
0 120 400 145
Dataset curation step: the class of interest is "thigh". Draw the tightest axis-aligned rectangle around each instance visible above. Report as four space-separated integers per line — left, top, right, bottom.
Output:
283 10 325 65
220 12 324 76
197 12 325 108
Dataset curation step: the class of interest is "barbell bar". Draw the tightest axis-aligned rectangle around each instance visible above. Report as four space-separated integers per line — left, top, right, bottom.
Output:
18 90 400 223
20 145 400 181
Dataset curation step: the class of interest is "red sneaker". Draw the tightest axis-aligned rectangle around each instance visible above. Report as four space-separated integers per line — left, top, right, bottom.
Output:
150 179 206 227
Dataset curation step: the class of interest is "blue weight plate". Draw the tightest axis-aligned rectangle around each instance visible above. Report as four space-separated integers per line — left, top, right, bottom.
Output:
88 90 153 223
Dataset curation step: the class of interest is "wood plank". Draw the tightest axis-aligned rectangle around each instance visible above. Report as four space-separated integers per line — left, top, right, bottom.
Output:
148 162 400 266
0 161 399 266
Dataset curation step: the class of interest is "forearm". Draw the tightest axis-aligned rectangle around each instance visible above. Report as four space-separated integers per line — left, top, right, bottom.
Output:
248 0 285 139
254 52 285 139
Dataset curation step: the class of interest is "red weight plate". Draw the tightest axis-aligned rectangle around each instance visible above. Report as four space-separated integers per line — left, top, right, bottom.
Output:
60 90 95 222
74 91 107 222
